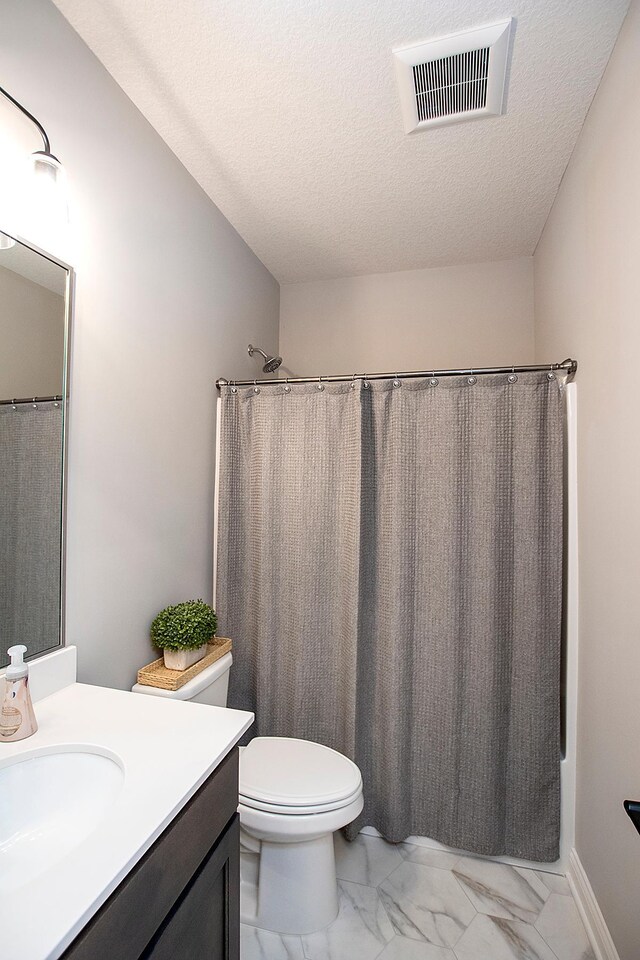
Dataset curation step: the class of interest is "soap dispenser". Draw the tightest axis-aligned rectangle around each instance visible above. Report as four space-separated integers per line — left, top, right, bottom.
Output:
1 645 38 741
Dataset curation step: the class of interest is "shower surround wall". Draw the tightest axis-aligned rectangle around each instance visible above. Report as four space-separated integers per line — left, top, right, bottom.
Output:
535 1 640 955
279 257 535 377
0 0 279 690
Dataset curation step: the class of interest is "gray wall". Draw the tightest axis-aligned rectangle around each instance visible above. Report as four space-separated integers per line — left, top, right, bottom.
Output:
534 2 640 956
280 257 534 376
0 0 279 690
0 265 65 398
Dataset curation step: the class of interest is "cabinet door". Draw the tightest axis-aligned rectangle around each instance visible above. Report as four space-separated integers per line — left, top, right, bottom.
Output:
141 815 239 960
63 750 240 960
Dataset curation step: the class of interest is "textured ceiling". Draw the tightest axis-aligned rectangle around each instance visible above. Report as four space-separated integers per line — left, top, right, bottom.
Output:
52 0 629 282
0 239 67 295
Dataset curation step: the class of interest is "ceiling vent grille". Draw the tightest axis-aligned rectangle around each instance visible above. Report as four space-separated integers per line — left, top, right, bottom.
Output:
394 20 512 133
413 48 489 121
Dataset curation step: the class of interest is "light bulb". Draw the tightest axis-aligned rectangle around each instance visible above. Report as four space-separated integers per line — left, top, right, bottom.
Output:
27 151 69 233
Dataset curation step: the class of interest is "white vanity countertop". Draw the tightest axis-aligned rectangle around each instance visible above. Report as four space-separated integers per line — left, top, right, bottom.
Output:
0 681 253 960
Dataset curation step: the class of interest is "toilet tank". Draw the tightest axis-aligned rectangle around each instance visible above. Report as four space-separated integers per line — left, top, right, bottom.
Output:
132 652 232 705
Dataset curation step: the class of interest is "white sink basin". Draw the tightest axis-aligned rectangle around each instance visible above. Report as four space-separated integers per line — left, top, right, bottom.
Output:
0 748 124 891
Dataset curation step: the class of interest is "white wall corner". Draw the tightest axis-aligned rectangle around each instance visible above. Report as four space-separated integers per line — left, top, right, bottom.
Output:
568 848 620 960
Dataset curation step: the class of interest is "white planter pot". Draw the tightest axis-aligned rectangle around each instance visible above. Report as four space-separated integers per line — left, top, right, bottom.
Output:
163 644 208 672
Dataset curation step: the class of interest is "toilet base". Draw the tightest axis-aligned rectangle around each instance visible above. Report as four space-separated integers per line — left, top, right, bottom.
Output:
240 830 339 935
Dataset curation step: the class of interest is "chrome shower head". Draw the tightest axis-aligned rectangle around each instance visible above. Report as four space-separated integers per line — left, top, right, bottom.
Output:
248 344 283 373
263 355 283 373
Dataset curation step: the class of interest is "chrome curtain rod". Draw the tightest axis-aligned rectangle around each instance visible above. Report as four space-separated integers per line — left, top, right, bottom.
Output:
216 358 577 390
0 395 63 407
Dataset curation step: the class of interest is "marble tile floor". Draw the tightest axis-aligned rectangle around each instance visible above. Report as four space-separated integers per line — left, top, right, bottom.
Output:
240 833 596 960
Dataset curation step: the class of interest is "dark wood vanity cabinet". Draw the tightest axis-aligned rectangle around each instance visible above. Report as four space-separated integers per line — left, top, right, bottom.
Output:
62 748 240 960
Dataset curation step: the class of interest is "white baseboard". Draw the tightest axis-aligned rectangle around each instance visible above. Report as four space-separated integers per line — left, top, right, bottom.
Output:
567 848 620 960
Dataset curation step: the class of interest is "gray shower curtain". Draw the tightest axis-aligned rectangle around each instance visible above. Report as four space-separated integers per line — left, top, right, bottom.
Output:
0 402 63 656
217 372 563 861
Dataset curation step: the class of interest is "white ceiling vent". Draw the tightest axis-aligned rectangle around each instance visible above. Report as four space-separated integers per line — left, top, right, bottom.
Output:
393 19 513 133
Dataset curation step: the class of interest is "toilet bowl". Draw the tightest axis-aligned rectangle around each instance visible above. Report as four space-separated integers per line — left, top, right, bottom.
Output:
132 655 364 935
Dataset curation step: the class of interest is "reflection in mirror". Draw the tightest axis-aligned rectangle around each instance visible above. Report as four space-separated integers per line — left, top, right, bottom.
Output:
0 231 70 668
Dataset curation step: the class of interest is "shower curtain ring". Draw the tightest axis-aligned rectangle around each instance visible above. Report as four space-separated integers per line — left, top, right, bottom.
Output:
429 370 438 387
547 363 555 381
351 373 357 389
468 369 477 386
393 374 401 387
253 378 260 395
284 377 291 393
508 364 518 384
316 376 325 391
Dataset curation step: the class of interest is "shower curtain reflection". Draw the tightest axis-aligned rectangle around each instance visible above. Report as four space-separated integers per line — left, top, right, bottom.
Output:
0 401 63 658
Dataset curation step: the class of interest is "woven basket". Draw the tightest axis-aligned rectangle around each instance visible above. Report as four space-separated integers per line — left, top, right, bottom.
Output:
137 637 232 692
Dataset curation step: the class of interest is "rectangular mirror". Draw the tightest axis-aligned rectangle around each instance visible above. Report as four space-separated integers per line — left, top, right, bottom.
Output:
0 230 71 668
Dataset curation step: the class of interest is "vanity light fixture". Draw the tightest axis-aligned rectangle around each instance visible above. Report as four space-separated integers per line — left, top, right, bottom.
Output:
0 84 68 226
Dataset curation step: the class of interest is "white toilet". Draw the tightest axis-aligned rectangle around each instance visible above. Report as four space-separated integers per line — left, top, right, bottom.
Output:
132 654 364 935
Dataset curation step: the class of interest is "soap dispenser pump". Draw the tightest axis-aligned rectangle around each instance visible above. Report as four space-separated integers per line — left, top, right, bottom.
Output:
1 645 38 741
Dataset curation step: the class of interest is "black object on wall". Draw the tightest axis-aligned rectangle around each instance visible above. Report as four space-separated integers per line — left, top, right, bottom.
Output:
623 800 640 836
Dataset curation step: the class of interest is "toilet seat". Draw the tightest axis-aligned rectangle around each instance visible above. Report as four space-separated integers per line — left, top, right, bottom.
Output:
239 736 362 812
239 782 363 816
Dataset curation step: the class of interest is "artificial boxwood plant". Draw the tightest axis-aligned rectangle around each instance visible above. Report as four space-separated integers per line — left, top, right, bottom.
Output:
150 599 218 651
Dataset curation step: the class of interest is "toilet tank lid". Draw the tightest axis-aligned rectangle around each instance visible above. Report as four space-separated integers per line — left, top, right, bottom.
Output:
132 652 232 700
239 736 362 807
